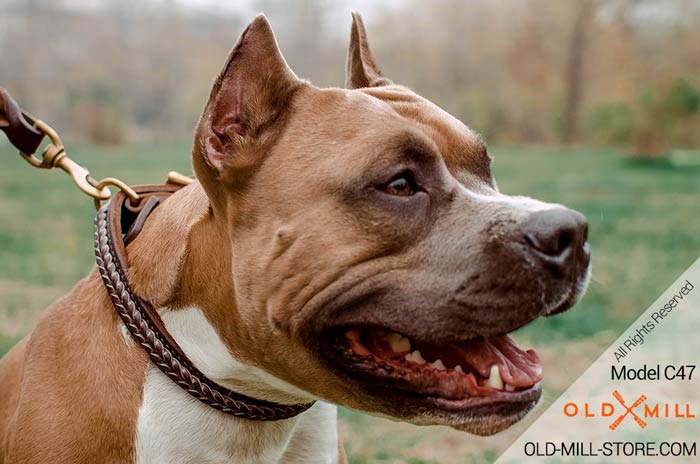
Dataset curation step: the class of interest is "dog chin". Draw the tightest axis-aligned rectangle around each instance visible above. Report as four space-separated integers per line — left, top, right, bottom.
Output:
448 411 533 436
396 398 539 436
544 264 592 317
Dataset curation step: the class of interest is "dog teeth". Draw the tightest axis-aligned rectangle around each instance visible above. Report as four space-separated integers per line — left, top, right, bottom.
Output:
430 359 446 371
404 350 426 364
505 383 516 392
383 332 411 353
484 365 504 390
454 365 463 373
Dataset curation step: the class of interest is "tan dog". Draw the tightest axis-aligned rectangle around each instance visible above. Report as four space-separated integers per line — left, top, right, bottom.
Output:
0 14 590 463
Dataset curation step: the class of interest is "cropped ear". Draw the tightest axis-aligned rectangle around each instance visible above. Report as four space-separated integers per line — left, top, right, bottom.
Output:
345 12 391 89
194 15 302 201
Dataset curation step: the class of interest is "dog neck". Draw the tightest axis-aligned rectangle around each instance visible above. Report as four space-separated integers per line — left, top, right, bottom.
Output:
132 306 337 463
123 183 336 462
127 183 305 399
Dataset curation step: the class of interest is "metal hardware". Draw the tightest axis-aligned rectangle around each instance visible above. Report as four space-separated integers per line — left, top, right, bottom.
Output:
93 177 141 210
16 119 193 210
166 171 194 186
20 120 112 204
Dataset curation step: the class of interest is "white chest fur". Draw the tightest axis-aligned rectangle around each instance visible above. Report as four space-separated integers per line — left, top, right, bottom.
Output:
133 307 338 464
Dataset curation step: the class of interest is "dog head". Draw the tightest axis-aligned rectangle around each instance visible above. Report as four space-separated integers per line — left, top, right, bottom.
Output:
191 14 590 435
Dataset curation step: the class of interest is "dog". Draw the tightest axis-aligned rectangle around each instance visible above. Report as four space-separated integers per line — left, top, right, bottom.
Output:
0 13 590 464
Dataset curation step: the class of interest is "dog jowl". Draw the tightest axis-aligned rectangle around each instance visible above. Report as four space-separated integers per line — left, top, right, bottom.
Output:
192 14 591 436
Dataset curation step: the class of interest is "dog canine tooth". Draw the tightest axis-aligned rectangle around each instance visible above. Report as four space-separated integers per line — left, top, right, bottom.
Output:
454 365 463 373
404 350 426 364
383 332 411 353
430 359 446 370
485 365 504 390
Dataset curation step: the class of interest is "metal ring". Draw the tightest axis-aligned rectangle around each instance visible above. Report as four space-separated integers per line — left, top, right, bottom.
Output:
17 120 60 168
96 178 140 203
32 120 62 148
19 151 44 168
93 177 140 210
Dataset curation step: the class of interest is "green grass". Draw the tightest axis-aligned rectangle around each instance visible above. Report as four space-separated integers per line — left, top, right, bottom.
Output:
0 334 22 358
0 140 193 289
1 140 698 462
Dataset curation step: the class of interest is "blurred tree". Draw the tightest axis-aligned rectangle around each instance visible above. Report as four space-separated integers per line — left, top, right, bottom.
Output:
561 0 597 144
585 102 634 145
0 0 697 150
67 82 128 145
631 79 700 158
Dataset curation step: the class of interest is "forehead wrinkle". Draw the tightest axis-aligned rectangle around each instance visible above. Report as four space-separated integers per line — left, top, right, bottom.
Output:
365 129 442 173
291 86 492 186
360 86 491 180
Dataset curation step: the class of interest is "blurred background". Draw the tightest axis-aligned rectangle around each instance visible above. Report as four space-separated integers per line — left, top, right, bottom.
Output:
1 0 699 462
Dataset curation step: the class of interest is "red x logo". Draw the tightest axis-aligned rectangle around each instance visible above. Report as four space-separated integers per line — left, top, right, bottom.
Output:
609 390 647 430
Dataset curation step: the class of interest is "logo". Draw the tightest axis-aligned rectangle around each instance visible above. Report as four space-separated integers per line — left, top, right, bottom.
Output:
609 390 647 430
563 391 696 430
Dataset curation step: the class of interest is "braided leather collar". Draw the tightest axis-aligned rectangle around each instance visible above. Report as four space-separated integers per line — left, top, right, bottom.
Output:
94 185 314 421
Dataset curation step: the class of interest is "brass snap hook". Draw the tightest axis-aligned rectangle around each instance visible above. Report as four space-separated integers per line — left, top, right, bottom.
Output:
18 119 139 209
16 118 190 210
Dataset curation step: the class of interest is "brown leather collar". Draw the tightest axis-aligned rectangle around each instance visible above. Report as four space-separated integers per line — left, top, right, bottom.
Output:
94 185 315 420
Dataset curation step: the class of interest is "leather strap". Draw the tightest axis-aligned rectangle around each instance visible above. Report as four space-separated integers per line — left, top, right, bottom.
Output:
0 87 44 155
94 185 314 420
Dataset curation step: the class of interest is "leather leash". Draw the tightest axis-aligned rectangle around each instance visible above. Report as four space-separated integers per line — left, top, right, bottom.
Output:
0 87 44 155
2 86 314 421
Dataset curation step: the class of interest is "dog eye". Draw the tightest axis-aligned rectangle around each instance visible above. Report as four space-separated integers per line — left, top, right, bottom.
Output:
380 172 417 197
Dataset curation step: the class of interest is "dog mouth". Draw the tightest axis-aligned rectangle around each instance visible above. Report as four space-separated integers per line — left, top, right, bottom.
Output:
324 326 542 412
312 263 590 432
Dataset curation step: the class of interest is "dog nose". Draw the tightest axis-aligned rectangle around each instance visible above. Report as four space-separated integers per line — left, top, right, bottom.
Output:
523 207 588 268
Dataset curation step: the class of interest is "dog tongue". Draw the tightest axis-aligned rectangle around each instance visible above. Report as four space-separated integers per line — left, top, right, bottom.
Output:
455 336 543 387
